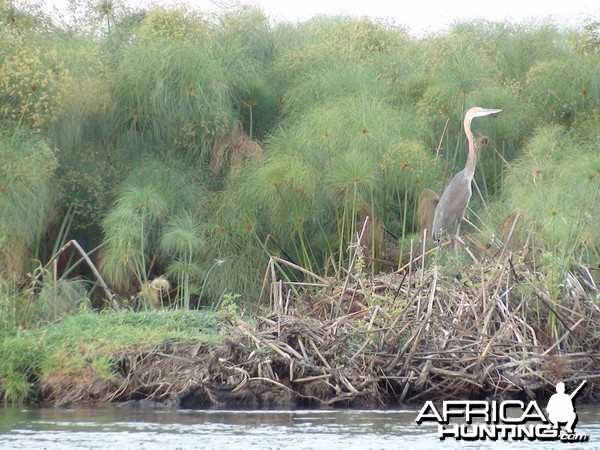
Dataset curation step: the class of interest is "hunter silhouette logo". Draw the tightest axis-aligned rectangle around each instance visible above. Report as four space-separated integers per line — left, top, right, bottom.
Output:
546 380 586 434
415 380 589 443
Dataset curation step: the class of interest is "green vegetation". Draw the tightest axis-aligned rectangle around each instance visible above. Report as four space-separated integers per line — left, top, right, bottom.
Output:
0 310 223 404
0 130 58 279
0 1 598 404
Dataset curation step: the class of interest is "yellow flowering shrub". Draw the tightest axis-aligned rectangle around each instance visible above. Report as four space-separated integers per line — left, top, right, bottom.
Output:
137 6 208 42
0 34 71 129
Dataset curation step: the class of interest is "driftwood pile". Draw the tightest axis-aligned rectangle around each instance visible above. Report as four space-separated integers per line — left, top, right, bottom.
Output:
211 222 600 406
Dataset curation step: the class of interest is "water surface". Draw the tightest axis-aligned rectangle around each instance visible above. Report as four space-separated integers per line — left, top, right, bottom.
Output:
1 404 598 449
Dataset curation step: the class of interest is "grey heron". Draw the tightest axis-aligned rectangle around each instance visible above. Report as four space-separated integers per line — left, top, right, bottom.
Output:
432 107 502 241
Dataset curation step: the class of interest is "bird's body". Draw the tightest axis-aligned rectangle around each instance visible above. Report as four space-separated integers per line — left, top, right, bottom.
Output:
432 169 471 238
432 107 501 241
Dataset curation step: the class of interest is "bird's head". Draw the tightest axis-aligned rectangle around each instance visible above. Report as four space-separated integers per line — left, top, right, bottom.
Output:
464 107 502 133
466 106 502 121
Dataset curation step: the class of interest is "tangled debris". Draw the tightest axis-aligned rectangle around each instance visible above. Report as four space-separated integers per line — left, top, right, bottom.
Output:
40 223 600 408
215 256 599 407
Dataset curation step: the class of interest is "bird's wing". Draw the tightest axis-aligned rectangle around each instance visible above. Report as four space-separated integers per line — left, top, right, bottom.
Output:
433 171 472 234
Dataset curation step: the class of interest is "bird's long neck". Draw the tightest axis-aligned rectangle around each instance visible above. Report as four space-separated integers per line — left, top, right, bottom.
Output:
463 117 477 181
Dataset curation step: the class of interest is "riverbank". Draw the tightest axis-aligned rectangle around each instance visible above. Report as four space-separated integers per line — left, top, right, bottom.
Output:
1 242 599 408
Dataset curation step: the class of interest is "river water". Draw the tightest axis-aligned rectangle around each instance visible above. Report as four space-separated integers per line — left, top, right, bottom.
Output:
0 405 599 449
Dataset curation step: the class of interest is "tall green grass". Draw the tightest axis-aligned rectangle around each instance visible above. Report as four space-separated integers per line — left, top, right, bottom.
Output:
0 332 42 404
1 3 598 314
100 158 207 293
161 212 207 308
501 125 599 265
0 130 57 279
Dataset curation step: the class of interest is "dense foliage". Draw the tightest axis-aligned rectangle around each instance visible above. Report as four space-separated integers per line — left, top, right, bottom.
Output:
0 1 598 321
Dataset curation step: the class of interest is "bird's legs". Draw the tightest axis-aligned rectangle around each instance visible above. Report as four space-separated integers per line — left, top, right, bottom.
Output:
451 222 462 250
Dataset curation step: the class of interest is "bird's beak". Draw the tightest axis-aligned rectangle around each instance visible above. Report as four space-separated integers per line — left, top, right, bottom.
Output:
472 108 502 119
486 108 502 117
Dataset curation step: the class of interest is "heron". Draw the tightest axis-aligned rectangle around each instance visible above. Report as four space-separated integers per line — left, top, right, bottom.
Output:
432 107 502 241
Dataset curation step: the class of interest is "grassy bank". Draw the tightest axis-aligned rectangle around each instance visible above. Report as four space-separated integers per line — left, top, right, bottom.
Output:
0 310 224 405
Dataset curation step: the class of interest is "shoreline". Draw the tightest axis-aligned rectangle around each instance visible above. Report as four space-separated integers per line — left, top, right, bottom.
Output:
3 246 599 410
28 264 600 409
